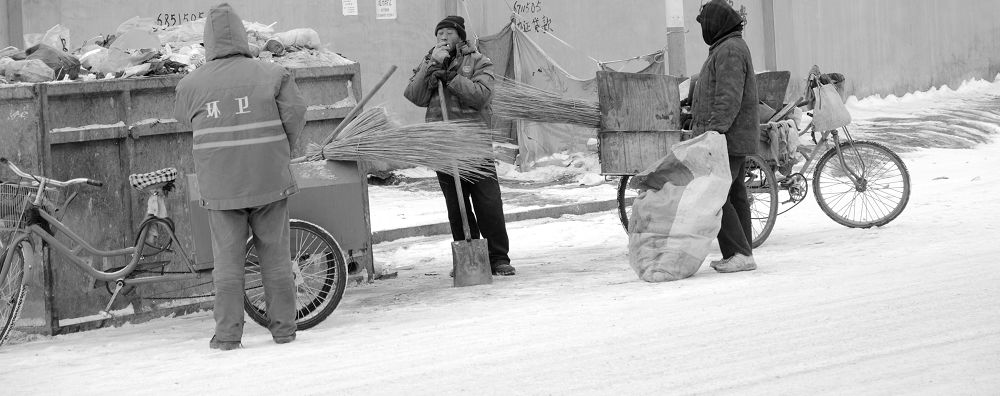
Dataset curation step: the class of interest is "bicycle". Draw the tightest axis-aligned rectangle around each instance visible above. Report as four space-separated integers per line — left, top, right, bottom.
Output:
614 68 910 249
0 158 347 347
744 68 911 246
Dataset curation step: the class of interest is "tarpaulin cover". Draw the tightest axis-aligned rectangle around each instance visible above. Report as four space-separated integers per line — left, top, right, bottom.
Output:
478 23 662 169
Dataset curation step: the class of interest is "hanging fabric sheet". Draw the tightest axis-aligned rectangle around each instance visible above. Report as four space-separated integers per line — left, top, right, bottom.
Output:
478 22 665 170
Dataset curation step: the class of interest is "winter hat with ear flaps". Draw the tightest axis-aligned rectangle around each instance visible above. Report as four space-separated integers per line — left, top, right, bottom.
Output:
435 15 467 41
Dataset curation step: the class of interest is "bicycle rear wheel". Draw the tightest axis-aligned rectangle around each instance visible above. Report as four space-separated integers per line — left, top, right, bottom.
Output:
745 155 779 248
1 239 31 348
243 219 347 331
813 140 911 227
617 176 633 232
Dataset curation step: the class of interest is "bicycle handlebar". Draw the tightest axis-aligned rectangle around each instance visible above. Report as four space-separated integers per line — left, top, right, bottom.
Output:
1 157 104 188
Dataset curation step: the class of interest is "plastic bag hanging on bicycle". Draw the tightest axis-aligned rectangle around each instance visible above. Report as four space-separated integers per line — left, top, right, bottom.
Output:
806 66 851 131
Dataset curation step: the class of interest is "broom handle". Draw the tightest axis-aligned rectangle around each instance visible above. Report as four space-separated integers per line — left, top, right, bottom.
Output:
322 65 397 145
438 82 473 242
291 65 398 164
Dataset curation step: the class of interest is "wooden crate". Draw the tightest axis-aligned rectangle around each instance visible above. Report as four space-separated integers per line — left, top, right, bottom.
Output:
598 130 689 175
596 71 686 175
597 70 684 132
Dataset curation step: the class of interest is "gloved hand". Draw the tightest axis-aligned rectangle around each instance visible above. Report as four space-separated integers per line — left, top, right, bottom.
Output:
432 69 457 83
430 42 452 64
425 63 442 90
426 69 457 90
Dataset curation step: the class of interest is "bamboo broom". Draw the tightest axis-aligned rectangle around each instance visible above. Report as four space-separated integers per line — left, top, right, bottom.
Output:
304 107 501 180
490 77 601 128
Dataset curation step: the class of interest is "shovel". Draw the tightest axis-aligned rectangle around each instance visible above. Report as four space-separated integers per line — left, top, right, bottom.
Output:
438 82 492 287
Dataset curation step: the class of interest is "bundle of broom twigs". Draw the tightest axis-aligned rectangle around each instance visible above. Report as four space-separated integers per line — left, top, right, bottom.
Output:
490 77 602 128
305 106 500 180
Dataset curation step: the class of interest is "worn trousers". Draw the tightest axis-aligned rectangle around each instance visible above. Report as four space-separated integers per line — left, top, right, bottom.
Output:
436 167 511 265
208 198 296 342
718 155 753 259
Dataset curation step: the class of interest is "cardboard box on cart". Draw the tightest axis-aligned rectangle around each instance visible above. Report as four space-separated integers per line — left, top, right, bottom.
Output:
187 160 374 281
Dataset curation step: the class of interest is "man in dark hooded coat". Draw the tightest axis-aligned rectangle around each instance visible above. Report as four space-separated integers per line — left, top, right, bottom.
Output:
691 0 760 273
174 3 306 350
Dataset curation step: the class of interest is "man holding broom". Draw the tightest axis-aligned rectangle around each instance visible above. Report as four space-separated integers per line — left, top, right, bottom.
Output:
174 3 305 350
404 15 515 276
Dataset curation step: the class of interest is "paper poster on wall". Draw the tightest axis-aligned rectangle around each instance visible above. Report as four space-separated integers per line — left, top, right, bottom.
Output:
375 0 397 20
343 0 358 16
665 0 684 28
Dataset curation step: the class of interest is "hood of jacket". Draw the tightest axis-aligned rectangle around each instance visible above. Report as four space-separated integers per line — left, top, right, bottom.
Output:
204 3 251 61
697 0 744 46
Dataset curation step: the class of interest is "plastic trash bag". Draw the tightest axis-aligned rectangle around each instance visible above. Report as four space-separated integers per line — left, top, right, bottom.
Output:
0 46 20 58
116 17 158 35
23 24 71 52
111 29 161 50
274 28 322 49
25 44 81 80
156 19 206 45
4 59 55 82
0 57 15 75
627 131 731 282
81 47 132 75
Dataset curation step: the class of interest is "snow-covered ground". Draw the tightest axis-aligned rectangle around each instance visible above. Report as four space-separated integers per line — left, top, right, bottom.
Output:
2 78 1000 395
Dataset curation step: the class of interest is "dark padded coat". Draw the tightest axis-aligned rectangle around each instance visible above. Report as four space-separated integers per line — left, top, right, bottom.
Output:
691 0 760 156
403 41 495 123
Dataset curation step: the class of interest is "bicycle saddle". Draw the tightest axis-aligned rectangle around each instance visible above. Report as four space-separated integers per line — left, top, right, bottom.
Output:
129 168 178 191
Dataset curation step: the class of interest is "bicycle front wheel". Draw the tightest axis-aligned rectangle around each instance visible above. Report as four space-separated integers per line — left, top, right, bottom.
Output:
745 155 779 248
243 219 347 331
813 140 911 227
1 239 31 348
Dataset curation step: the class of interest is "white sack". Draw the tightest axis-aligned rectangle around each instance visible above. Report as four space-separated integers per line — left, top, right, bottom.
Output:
627 131 731 282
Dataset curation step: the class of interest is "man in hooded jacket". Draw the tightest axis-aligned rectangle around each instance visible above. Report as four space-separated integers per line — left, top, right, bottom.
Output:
404 15 515 276
174 3 306 350
691 0 760 273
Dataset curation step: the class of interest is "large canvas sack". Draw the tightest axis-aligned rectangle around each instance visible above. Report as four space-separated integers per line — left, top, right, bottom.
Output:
627 131 731 282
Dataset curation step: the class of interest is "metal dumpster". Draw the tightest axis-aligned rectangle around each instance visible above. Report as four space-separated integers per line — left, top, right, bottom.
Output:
0 64 370 335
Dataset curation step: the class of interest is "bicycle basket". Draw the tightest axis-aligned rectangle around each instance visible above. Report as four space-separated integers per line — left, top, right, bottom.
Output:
0 183 34 232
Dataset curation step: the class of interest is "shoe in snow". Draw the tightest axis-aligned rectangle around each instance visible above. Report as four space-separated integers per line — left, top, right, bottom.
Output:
209 336 241 351
711 254 756 273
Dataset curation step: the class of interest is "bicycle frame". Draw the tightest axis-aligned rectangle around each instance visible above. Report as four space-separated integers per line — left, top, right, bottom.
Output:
2 168 205 316
16 207 203 286
788 124 866 191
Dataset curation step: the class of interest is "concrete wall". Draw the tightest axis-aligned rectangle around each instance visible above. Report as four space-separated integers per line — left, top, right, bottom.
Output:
8 0 1000 122
11 0 675 125
15 0 454 126
772 0 1000 98
682 0 769 79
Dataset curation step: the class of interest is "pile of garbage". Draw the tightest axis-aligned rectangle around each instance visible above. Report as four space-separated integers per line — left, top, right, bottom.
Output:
0 17 354 85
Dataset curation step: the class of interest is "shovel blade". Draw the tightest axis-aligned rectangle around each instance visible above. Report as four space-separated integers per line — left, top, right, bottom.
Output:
452 238 492 287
